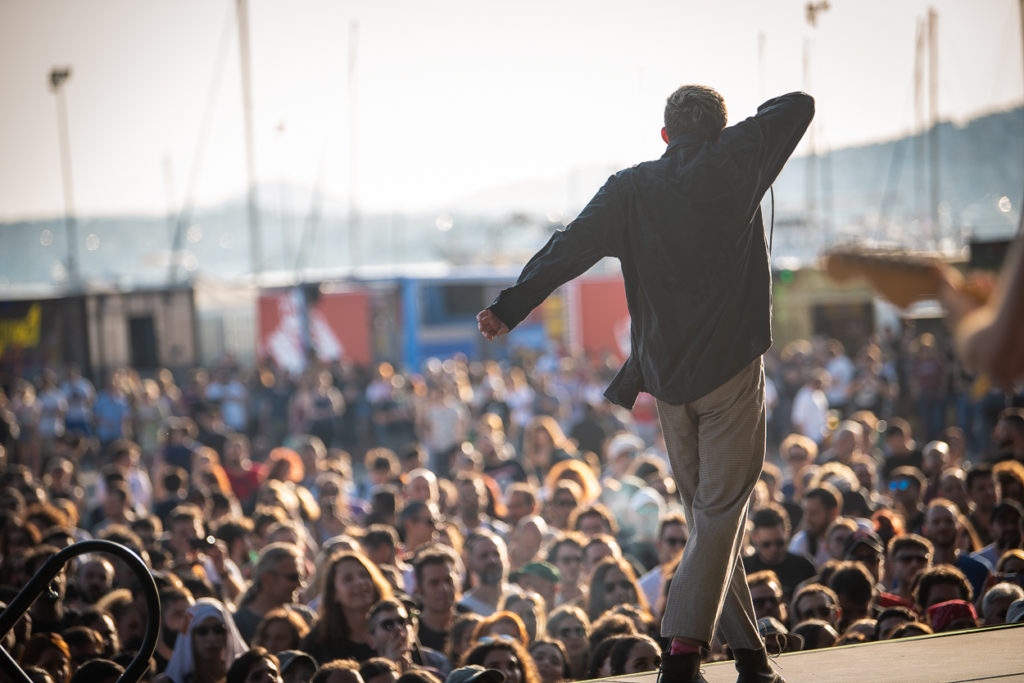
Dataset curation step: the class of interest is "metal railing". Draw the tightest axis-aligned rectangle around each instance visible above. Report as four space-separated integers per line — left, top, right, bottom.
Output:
0 539 161 683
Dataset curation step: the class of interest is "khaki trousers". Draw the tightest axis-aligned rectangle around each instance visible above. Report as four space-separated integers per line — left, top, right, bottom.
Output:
657 357 766 650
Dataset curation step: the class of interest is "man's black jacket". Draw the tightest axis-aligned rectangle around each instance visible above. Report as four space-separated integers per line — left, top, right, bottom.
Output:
489 92 815 408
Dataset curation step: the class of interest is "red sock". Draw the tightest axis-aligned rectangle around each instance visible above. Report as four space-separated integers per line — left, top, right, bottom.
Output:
669 638 701 655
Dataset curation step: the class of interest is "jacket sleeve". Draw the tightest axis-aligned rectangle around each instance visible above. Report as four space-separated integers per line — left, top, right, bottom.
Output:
752 91 815 193
488 173 625 330
718 92 815 221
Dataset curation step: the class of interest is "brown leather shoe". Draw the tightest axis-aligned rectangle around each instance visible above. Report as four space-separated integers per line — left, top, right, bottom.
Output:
658 651 707 683
733 647 784 683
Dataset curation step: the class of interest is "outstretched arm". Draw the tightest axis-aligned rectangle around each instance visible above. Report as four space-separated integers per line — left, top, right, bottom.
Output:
477 173 624 340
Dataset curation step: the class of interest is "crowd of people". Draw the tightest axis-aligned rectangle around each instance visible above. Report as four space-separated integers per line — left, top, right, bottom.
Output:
0 328 1022 683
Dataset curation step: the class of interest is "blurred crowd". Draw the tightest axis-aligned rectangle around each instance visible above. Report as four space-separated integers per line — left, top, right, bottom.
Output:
0 326 1023 683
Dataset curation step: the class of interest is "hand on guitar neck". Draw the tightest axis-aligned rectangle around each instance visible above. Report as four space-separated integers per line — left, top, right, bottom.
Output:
825 241 1024 388
824 250 989 310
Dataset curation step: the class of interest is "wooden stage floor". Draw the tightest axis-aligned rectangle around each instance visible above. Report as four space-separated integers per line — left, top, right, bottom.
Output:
590 624 1024 682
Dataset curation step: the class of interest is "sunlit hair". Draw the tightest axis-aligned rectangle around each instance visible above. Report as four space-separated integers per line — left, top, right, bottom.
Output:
569 503 618 536
251 607 310 652
267 447 305 484
781 433 819 463
546 460 600 505
477 412 506 437
543 532 587 570
586 556 650 622
996 548 1024 573
663 85 727 141
310 550 394 646
20 633 71 679
226 648 279 683
811 463 860 493
609 634 661 676
310 659 361 683
955 512 982 553
462 636 541 683
791 619 839 649
504 591 547 643
551 480 583 504
914 565 973 612
524 416 577 464
528 638 572 679
546 605 591 639
889 621 932 639
239 542 302 608
994 460 1024 504
471 610 530 648
790 583 838 623
447 614 484 666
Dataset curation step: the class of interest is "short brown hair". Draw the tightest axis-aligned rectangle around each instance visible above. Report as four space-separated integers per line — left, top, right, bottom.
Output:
913 565 972 609
664 85 727 140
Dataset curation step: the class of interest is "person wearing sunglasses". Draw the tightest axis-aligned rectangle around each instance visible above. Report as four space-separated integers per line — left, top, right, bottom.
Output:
887 466 928 534
366 598 450 679
636 512 688 617
544 606 590 680
585 557 650 623
162 597 248 683
743 504 815 605
234 543 313 644
789 583 840 633
746 571 787 626
885 534 934 606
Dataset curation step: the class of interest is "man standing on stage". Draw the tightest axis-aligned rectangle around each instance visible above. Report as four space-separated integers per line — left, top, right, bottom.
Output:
478 85 813 682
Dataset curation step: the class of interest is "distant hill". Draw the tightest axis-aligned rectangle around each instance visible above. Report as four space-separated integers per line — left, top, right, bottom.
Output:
1 106 1020 292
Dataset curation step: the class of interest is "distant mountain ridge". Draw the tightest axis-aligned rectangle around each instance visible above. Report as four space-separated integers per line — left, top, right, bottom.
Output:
1 105 1021 291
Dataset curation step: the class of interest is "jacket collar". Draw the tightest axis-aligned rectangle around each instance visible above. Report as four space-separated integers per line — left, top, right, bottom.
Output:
663 133 710 157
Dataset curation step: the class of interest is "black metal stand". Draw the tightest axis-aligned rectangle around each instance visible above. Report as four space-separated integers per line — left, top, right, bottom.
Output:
0 539 161 683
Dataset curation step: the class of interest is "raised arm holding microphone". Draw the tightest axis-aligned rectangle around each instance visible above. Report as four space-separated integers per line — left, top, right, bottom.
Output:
478 84 814 682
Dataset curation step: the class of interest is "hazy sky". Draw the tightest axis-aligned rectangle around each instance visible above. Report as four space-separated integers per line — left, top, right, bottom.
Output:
1 0 1021 221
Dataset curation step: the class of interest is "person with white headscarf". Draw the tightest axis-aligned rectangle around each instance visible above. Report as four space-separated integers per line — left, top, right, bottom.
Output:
161 598 248 683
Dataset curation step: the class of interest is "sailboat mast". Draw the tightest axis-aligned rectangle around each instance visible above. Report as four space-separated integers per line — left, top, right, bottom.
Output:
928 8 940 242
237 0 262 279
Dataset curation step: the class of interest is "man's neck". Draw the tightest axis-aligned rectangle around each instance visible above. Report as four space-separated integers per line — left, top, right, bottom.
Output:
420 606 454 631
932 543 959 565
248 592 284 615
896 579 915 601
467 583 502 606
560 582 583 601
